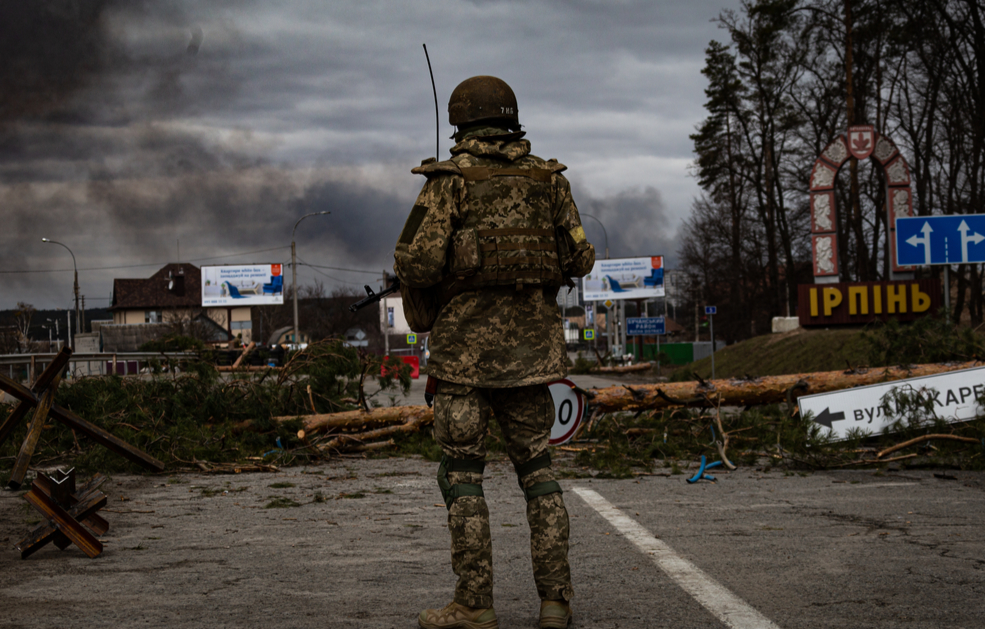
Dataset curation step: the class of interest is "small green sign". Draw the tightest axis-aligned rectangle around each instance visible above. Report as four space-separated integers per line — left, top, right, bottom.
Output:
406 333 417 344
583 329 596 341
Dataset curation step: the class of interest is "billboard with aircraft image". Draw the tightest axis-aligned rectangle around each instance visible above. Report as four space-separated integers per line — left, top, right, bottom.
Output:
582 256 664 301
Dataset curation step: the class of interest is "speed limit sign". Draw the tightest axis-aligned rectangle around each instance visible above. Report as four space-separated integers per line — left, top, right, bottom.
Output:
547 379 585 445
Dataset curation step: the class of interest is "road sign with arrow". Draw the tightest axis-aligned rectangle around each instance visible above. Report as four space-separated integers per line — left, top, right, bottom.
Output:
896 215 985 266
799 366 985 439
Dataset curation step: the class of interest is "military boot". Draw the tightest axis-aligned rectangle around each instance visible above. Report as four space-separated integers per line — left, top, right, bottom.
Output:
539 600 572 628
418 601 498 629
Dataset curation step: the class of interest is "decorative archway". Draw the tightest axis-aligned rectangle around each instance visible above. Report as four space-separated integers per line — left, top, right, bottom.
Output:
809 125 915 283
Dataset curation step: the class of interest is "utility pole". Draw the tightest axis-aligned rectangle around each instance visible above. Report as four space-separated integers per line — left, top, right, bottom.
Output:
42 238 80 348
291 211 330 347
382 270 390 356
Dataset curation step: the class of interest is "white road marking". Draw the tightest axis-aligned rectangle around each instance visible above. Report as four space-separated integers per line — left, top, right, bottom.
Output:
572 487 781 629
832 482 917 489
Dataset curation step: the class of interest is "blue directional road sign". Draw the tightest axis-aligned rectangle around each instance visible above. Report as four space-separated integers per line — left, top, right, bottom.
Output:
705 306 717 315
627 316 665 336
896 215 985 266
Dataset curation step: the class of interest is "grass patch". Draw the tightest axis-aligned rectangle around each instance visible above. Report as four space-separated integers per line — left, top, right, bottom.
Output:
264 497 302 509
338 492 366 499
268 482 296 489
685 328 869 379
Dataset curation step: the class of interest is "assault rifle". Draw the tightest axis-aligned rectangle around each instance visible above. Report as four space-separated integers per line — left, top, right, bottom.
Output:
349 276 400 312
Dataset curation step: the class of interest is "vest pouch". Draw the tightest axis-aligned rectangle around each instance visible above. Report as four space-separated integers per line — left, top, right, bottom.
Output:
449 227 481 279
402 284 442 333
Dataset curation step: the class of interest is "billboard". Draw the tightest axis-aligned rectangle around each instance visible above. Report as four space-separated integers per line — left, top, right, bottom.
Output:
582 256 664 301
202 264 285 306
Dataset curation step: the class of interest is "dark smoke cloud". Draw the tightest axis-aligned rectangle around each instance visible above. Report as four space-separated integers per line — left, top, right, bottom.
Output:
0 1 114 125
574 185 677 266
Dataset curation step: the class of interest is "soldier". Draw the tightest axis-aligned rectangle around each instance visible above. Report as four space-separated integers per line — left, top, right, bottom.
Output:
394 76 595 629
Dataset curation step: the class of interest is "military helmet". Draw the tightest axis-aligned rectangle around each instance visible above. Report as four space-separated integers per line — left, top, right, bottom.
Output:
448 76 520 130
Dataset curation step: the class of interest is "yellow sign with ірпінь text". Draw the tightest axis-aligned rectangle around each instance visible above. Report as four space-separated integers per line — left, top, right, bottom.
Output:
797 280 941 326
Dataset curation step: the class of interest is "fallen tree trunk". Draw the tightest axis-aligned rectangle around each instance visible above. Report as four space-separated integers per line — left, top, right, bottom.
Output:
590 361 982 413
316 412 432 452
264 361 982 438
275 406 433 434
596 362 653 374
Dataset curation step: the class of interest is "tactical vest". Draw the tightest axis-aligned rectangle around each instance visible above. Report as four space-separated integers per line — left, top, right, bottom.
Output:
445 164 563 291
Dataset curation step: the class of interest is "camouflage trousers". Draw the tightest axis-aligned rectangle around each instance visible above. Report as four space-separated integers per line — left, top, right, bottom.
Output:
433 381 573 609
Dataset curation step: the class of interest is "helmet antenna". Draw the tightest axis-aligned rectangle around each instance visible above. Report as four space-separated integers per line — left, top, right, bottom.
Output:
423 43 439 160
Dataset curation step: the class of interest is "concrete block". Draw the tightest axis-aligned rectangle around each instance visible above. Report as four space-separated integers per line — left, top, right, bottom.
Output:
771 317 800 334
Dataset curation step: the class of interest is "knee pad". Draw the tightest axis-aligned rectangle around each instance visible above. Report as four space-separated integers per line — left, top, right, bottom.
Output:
437 455 485 509
513 452 562 502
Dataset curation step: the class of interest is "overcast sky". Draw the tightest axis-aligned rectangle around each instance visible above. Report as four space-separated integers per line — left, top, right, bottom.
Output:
0 0 743 311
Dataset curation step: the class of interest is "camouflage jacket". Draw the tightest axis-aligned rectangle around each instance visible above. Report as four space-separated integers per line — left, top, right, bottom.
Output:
393 134 595 387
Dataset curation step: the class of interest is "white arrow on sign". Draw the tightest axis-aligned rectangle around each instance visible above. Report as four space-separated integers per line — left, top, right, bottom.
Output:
799 366 985 440
905 221 933 265
958 219 985 263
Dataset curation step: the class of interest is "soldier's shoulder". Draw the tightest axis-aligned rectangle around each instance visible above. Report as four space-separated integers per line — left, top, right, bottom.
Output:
411 157 464 177
523 154 568 174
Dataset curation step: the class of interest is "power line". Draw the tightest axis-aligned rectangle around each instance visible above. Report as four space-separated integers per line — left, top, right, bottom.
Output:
0 246 292 275
296 262 381 275
294 256 373 286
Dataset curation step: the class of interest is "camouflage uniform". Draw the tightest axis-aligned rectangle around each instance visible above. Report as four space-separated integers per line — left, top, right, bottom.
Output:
394 129 595 610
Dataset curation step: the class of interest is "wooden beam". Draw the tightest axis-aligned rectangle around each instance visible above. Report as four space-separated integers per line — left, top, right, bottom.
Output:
0 371 165 472
23 487 104 558
0 348 72 448
8 374 61 490
18 488 107 559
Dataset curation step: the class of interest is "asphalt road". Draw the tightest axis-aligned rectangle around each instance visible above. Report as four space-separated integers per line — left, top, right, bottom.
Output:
2 456 983 629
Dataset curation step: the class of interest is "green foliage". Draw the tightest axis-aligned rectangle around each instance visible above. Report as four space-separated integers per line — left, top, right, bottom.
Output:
569 394 985 476
0 339 407 474
568 354 598 375
861 311 985 367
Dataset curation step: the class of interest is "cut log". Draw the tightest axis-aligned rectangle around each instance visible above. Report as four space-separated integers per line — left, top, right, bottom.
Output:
316 410 432 452
275 406 433 434
590 361 982 413
596 362 653 374
231 342 256 370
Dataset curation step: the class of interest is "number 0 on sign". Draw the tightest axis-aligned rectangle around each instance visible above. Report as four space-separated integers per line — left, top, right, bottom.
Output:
548 379 585 445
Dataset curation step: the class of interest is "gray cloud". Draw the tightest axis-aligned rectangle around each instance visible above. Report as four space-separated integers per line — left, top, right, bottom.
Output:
1 0 741 309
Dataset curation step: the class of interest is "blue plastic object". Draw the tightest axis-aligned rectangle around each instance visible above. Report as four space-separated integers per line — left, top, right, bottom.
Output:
263 437 285 458
686 455 723 483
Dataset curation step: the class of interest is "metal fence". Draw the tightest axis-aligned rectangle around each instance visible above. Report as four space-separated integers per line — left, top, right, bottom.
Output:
0 352 199 384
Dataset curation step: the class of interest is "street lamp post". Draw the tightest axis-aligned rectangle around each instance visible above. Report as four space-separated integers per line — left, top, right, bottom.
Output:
42 238 80 348
291 211 330 348
580 213 614 356
579 214 609 260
